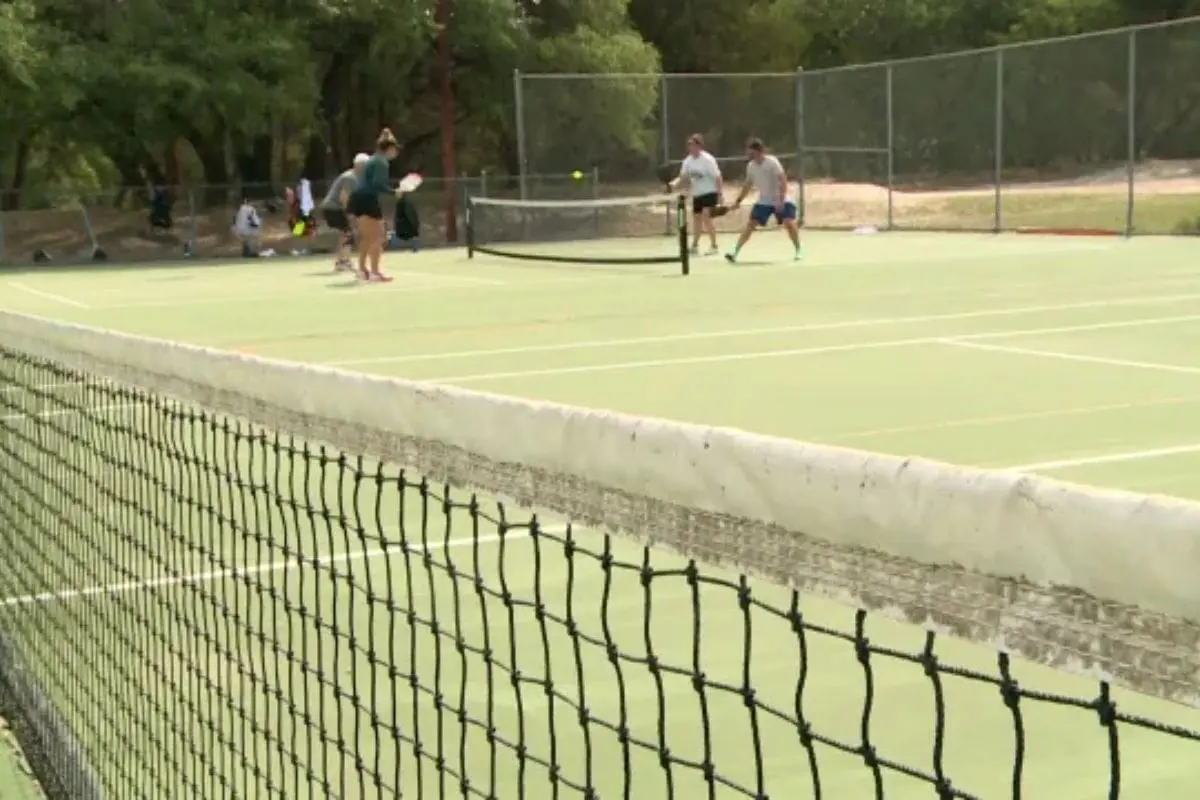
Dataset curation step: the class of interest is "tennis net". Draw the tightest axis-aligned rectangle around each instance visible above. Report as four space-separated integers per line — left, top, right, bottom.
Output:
466 194 690 272
1 311 1199 799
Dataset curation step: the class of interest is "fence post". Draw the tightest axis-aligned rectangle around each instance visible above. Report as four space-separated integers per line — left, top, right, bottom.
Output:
993 49 1004 233
188 189 198 256
1126 30 1137 237
80 201 97 259
795 67 806 224
514 69 527 201
480 169 488 198
885 63 895 231
592 166 600 236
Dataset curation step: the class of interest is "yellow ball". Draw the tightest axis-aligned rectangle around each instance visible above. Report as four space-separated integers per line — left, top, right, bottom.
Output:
571 170 583 181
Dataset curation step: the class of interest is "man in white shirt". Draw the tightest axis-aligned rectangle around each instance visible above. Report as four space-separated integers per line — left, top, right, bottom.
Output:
726 138 801 263
232 199 262 257
669 134 722 255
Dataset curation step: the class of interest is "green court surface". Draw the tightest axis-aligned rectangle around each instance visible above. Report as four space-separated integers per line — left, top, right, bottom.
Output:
3 230 1200 798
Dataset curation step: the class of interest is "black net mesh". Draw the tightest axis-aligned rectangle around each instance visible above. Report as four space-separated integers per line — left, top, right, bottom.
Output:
2 330 1200 799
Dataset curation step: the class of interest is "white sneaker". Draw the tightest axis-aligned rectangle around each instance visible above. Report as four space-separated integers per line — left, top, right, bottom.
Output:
705 247 719 256
689 245 700 255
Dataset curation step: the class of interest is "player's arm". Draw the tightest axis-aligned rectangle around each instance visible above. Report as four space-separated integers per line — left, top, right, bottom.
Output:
711 155 723 197
668 162 689 192
776 163 788 206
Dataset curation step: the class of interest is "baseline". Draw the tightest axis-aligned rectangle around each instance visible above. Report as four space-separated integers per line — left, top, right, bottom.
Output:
1010 444 1200 473
6 283 90 310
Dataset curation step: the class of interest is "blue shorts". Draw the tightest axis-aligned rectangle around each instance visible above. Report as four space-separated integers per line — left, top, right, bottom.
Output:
750 201 797 226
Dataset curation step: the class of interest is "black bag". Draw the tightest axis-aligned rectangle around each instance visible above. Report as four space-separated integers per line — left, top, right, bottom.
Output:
393 196 420 240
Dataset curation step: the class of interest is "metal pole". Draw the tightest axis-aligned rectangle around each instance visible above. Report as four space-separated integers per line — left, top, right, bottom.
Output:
514 69 527 201
592 165 600 236
993 50 1004 233
885 64 894 231
480 169 488 197
188 189 198 255
1126 31 1136 237
795 68 806 224
661 74 671 235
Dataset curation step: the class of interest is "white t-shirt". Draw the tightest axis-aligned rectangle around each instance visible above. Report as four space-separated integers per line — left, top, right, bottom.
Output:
680 151 721 196
746 155 788 204
233 204 261 237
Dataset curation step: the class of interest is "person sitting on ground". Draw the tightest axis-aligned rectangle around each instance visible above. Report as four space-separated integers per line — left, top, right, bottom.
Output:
233 199 262 257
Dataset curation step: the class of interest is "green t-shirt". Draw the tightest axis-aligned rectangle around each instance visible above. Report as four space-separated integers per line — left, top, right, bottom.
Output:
353 153 391 196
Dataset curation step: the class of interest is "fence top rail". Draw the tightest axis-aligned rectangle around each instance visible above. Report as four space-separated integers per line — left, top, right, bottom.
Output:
796 13 1197 76
518 71 799 79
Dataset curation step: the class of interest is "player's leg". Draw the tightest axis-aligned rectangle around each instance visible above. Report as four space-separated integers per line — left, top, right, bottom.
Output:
690 196 703 253
324 209 351 270
777 201 802 260
695 193 719 254
725 204 769 262
364 197 391 282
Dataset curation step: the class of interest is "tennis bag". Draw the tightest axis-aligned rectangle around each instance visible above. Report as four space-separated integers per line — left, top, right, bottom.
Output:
393 196 420 241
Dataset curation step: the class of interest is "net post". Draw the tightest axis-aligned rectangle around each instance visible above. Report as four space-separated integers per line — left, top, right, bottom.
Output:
993 49 1004 233
795 67 806 224
514 69 527 201
1126 29 1136 238
676 193 689 276
885 63 894 231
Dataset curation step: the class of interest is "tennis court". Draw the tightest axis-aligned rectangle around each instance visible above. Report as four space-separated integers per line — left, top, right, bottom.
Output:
2 230 1200 798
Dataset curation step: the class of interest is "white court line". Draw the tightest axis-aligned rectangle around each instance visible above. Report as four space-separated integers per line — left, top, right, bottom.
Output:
7 282 90 309
0 530 539 608
834 395 1200 441
330 291 1200 367
1009 443 1200 472
1 403 136 424
425 312 1200 384
941 339 1200 377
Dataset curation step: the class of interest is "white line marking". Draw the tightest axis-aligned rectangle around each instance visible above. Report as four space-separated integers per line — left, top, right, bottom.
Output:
941 339 1200 377
1 403 136 424
0 530 540 608
833 395 1200 441
329 292 1200 367
7 282 89 309
424 313 1200 384
1009 444 1200 472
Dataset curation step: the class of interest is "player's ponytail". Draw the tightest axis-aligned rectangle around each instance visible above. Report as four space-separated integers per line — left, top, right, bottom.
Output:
376 128 398 151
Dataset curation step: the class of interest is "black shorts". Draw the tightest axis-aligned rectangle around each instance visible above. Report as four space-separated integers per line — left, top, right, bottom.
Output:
347 193 382 220
692 192 719 214
322 208 350 232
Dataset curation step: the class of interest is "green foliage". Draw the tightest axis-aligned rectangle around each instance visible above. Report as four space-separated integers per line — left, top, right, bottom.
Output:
0 0 1198 202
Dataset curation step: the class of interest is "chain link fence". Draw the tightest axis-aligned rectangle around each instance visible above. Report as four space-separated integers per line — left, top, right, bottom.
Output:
515 17 1200 236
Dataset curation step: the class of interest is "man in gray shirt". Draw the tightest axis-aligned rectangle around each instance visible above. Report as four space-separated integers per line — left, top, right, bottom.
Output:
322 152 369 271
725 138 801 263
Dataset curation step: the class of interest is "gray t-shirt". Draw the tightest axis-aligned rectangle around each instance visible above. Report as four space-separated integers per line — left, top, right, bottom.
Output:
321 169 358 209
745 155 787 204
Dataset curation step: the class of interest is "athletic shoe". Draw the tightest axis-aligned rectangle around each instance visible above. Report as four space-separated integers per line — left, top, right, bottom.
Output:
689 245 700 255
724 252 737 263
369 273 393 283
705 247 719 256
794 248 804 261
